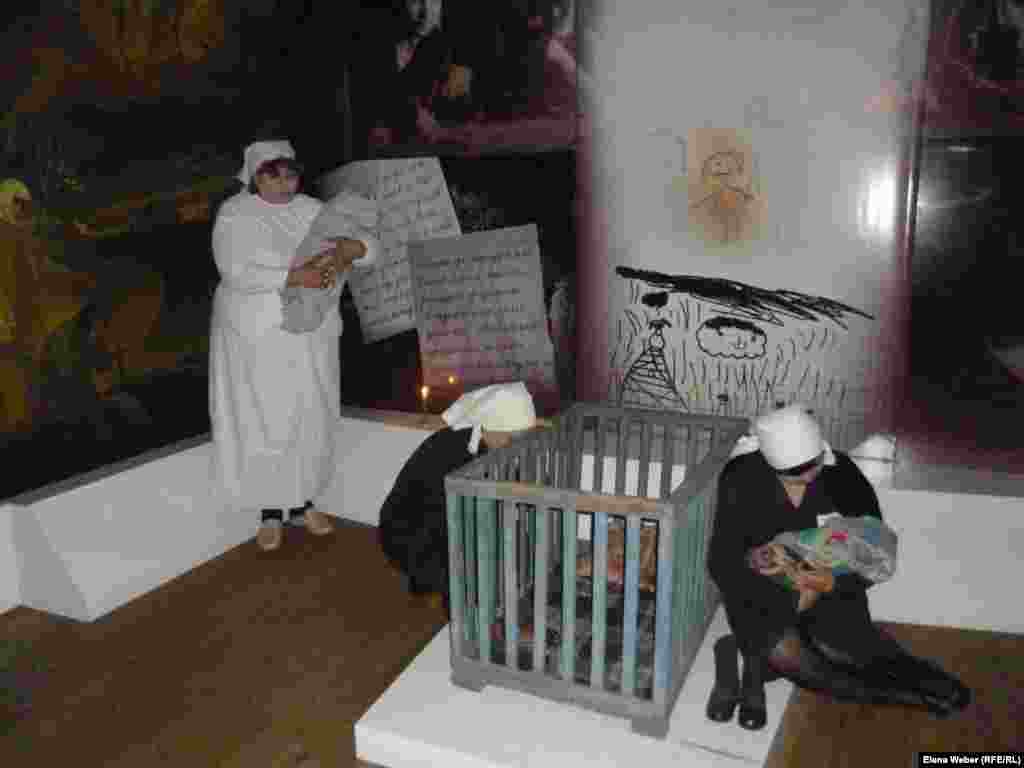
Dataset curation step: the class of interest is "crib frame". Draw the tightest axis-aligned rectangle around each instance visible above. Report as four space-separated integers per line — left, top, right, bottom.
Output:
444 403 747 738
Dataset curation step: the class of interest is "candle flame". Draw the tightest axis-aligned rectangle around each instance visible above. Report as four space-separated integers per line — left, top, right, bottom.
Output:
447 375 456 385
420 385 430 399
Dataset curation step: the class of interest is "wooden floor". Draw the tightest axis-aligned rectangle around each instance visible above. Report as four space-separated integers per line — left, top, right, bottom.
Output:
1 519 1021 767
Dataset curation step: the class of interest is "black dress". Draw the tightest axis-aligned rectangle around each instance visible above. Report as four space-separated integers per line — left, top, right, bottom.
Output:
350 17 455 149
378 428 486 595
707 450 893 660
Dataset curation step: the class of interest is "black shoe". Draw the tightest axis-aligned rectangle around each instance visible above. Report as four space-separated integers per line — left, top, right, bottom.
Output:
738 649 768 730
706 685 740 722
706 635 740 723
875 653 972 717
737 691 767 731
920 678 972 718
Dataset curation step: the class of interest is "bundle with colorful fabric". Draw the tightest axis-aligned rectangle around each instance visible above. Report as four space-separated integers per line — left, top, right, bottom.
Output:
755 515 898 591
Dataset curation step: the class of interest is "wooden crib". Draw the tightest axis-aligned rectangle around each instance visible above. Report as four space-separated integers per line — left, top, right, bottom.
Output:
444 403 747 738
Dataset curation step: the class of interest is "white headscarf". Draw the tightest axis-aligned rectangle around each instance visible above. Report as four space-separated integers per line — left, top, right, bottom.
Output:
236 140 296 186
730 403 836 470
442 382 537 454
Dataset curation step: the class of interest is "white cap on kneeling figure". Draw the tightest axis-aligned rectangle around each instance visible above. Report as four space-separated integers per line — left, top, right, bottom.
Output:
442 382 537 454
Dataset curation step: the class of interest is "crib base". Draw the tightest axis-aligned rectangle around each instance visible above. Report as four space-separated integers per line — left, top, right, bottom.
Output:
631 715 670 739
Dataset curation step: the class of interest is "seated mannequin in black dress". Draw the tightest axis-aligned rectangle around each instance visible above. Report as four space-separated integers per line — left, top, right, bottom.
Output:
706 404 970 730
378 382 539 608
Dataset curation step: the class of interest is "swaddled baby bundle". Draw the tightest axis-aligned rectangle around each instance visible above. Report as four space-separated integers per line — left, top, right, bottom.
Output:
280 191 380 334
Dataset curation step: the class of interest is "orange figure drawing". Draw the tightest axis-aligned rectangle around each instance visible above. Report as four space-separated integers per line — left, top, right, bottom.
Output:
689 149 756 244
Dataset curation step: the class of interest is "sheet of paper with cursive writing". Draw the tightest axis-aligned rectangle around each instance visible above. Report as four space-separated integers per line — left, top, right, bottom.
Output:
320 157 461 342
408 223 557 396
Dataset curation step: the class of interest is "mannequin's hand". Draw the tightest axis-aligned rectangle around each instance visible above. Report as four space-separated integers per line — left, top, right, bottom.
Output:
287 264 328 289
793 566 834 594
325 238 366 270
748 543 786 575
797 587 821 613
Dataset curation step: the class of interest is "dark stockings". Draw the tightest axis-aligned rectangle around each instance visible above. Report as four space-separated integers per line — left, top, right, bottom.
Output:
708 628 970 729
765 627 969 716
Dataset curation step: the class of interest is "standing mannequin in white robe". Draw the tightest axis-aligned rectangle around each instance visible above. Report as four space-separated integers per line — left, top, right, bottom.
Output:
209 141 378 551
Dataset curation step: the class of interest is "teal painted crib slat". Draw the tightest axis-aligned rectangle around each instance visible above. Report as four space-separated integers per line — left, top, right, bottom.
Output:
477 497 497 666
533 507 549 673
652 516 675 711
671 509 685 678
464 495 478 655
680 489 709 661
703 483 719 622
621 516 641 696
527 503 537 587
693 487 713 624
447 493 466 658
504 503 519 669
560 501 577 681
590 510 609 688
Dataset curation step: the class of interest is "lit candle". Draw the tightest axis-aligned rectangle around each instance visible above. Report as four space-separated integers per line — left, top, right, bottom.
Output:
420 385 430 415
447 375 457 386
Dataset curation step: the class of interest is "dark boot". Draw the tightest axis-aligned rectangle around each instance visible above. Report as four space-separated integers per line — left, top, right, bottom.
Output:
870 653 971 717
738 651 768 731
706 634 741 722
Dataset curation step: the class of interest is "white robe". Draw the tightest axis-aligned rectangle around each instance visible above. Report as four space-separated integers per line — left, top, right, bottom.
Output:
208 191 358 511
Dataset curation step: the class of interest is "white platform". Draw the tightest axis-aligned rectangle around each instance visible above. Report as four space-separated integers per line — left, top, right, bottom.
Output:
356 607 794 768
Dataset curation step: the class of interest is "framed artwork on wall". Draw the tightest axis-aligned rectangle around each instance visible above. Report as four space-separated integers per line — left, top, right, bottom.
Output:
922 0 1024 139
347 0 591 159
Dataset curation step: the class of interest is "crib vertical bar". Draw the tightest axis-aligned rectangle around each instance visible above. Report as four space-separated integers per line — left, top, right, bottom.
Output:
694 486 713 623
593 416 606 494
477 497 497 666
464 495 478 654
447 493 467 659
615 417 629 496
671 504 689 686
523 437 536 483
526 503 536 588
686 425 700 476
517 504 528 598
533 506 549 673
590 510 609 688
705 482 721 621
496 501 504 617
637 421 651 498
560 499 578 682
503 503 519 669
621 516 641 696
651 513 675 711
571 414 586 491
660 423 676 499
555 415 570 489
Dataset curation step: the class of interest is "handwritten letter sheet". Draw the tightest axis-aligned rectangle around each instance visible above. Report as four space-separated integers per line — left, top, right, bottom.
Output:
409 224 557 392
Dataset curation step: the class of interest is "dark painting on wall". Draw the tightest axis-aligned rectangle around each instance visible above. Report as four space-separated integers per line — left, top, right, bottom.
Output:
900 136 1024 471
891 0 1024 471
923 0 1024 138
348 0 591 159
1 2 582 501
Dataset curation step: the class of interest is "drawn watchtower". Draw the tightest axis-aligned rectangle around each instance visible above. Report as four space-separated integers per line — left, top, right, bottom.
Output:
619 317 689 410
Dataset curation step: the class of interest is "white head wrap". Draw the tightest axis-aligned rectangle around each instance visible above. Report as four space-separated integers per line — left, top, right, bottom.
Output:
730 403 836 470
442 382 537 455
237 140 296 186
